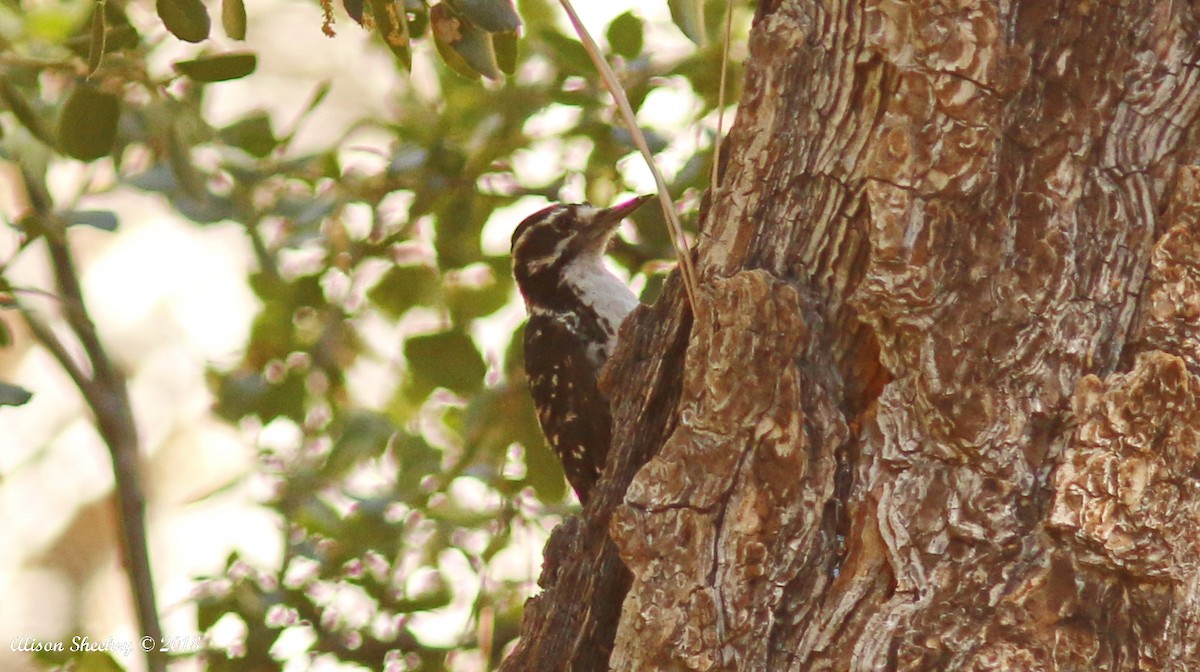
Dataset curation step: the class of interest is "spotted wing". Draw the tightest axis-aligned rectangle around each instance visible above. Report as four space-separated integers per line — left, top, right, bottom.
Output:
523 313 614 504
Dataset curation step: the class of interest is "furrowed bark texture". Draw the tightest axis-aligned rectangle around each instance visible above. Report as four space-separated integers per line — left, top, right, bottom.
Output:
601 0 1200 670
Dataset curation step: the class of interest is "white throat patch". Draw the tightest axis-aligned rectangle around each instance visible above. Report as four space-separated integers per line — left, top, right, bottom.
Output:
561 254 638 355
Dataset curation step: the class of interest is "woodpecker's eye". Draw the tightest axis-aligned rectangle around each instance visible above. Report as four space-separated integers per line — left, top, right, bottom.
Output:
556 207 583 231
511 204 563 253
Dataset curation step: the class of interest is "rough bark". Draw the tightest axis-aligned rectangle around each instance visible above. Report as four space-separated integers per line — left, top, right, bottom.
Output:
507 0 1200 670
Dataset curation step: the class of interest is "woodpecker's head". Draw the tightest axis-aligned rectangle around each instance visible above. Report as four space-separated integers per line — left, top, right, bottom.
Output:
510 195 652 297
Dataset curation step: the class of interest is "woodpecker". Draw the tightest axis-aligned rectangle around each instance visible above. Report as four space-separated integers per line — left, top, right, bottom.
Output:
510 195 652 504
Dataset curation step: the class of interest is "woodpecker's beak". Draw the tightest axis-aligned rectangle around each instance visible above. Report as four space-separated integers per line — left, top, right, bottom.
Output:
576 195 654 254
593 194 654 227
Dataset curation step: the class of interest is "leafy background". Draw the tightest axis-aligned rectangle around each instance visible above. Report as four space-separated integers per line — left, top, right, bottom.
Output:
0 0 746 669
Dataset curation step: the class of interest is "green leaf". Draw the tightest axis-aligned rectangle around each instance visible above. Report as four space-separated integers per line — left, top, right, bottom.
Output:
612 126 667 153
638 268 668 304
607 11 643 59
537 29 593 77
367 264 439 318
404 330 486 397
65 24 140 59
322 412 397 479
465 370 567 501
668 0 705 45
214 369 306 423
393 432 441 498
174 52 258 82
126 164 176 192
72 650 124 672
0 382 32 407
367 0 412 70
428 497 498 526
58 83 120 161
275 194 336 227
431 7 479 79
503 322 525 375
62 210 119 231
0 317 11 347
167 114 206 198
458 28 505 81
196 593 228 632
431 3 501 80
294 496 343 538
222 0 247 39
301 81 333 117
30 645 125 671
392 573 452 612
23 6 77 40
220 112 277 157
168 190 236 224
279 81 332 146
157 0 212 43
446 276 508 322
446 0 521 33
432 195 485 269
494 30 518 75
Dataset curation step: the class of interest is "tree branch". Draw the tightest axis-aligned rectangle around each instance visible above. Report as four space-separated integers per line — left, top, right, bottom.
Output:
17 306 95 399
21 231 165 672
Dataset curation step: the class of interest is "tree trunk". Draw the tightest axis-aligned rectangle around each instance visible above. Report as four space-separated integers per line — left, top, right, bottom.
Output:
504 0 1200 669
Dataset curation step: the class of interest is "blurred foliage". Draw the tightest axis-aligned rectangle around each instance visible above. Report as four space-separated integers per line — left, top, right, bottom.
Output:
0 0 748 668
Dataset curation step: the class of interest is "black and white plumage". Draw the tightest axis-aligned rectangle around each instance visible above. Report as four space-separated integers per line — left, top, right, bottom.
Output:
510 195 651 503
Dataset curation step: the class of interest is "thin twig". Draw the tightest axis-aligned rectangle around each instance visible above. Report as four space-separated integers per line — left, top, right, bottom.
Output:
0 54 79 71
45 240 112 382
26 230 166 672
556 0 700 311
3 284 66 302
17 305 94 396
709 0 735 196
